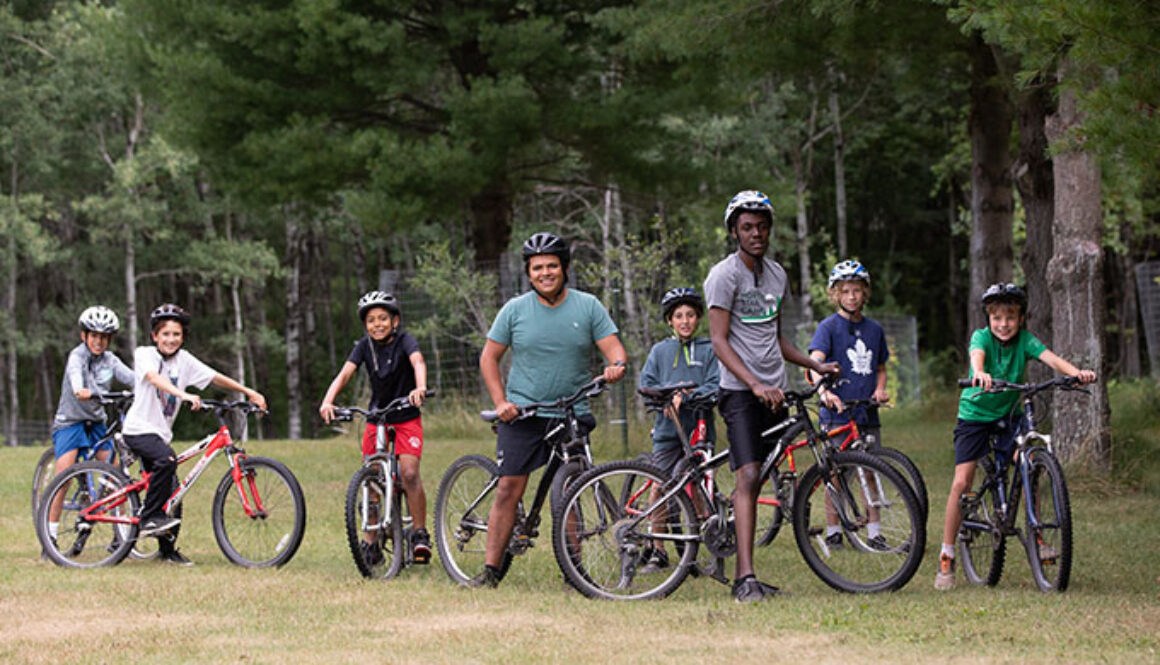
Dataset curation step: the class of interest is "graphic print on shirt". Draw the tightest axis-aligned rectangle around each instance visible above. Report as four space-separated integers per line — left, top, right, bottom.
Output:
737 289 781 324
158 360 179 417
847 338 874 376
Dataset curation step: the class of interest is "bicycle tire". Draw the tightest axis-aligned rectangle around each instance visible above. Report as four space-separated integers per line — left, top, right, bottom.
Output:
873 447 929 522
35 461 137 568
957 469 1006 586
433 454 514 585
553 459 697 600
31 448 55 524
549 458 589 516
211 456 306 568
1023 448 1072 592
345 465 405 579
756 471 792 547
792 450 925 592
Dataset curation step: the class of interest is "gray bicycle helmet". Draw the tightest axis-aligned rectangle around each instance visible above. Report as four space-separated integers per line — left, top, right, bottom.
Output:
660 287 704 320
78 306 120 334
723 190 774 232
521 232 571 271
149 303 190 329
357 290 400 321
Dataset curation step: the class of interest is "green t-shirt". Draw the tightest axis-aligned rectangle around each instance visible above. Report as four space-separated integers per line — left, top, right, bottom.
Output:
487 289 619 417
957 328 1047 422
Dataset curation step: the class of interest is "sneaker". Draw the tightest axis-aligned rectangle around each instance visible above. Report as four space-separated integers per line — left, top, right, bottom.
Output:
867 535 890 551
139 516 181 537
465 566 501 589
639 547 670 574
1036 537 1059 565
361 541 384 567
732 575 776 603
161 549 194 567
412 528 432 565
934 554 956 591
825 532 844 551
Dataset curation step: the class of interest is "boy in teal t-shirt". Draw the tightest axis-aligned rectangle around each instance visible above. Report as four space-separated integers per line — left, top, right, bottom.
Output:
935 283 1096 591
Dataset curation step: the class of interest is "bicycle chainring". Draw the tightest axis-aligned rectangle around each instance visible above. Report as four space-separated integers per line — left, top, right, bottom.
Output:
700 514 736 558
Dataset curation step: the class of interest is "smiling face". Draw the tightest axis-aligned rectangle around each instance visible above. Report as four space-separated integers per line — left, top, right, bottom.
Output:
667 304 700 342
81 330 113 356
151 320 184 356
527 254 565 301
986 303 1023 342
363 307 398 341
831 280 869 317
732 211 771 257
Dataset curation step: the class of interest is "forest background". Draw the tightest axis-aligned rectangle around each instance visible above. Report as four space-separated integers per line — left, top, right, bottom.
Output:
2 0 1157 473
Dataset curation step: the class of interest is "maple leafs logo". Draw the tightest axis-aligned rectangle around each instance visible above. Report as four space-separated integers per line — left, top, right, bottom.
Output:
847 339 873 376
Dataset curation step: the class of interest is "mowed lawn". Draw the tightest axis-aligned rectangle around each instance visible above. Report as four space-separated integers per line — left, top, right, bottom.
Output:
2 404 1158 664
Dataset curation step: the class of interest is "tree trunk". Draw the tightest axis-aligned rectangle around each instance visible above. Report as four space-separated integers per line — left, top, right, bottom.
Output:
792 146 813 323
967 37 1015 333
284 216 303 440
1111 241 1141 378
1045 72 1110 471
5 160 18 446
469 182 513 267
828 66 849 259
1014 82 1055 386
124 223 138 350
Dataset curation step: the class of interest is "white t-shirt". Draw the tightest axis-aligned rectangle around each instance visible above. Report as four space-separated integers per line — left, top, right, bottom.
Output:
122 347 216 443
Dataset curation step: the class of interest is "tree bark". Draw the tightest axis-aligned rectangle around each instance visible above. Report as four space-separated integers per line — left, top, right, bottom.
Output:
284 215 303 440
1045 71 1110 471
967 37 1015 334
469 181 513 267
1111 240 1141 378
829 66 849 259
124 224 138 350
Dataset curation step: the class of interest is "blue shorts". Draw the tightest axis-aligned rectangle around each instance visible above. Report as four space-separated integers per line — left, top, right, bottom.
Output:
953 414 1021 465
51 421 109 458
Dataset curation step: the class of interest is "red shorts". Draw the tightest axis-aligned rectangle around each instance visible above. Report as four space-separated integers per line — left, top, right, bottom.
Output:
362 416 424 458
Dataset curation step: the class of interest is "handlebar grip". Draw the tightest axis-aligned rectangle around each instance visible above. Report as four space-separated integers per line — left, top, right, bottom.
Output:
958 378 974 388
480 410 499 423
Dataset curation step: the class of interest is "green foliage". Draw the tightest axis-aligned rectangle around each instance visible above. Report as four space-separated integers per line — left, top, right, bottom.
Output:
408 240 499 348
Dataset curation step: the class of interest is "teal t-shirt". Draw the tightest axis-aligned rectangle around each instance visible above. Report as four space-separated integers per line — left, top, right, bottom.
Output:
487 289 619 417
957 328 1047 422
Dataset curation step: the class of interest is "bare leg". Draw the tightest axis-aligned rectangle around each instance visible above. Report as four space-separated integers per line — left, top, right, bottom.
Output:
732 461 760 580
484 474 529 568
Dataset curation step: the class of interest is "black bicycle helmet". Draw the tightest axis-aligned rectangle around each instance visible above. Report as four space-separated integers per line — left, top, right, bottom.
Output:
660 287 704 320
78 306 120 334
981 283 1028 312
521 232 571 271
149 303 190 330
357 291 401 321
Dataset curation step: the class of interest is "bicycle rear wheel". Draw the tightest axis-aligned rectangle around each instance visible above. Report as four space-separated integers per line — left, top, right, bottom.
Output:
31 448 55 524
957 470 1006 586
211 456 306 568
793 451 925 592
434 454 514 584
873 447 929 521
553 460 697 600
35 461 137 568
345 465 405 579
1023 448 1072 592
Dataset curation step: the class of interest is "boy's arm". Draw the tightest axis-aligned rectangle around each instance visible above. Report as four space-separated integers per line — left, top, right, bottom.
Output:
969 348 992 390
211 373 267 411
65 352 92 401
809 350 843 411
320 361 359 422
710 307 784 408
639 348 660 389
408 351 429 406
112 355 135 389
1037 350 1098 384
780 329 838 377
143 370 202 410
874 363 890 403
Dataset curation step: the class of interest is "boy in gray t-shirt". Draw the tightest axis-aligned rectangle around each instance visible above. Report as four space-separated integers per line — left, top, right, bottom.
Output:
704 190 837 603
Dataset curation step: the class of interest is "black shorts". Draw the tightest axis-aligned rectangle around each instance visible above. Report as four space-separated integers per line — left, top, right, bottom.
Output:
650 444 685 477
718 389 788 471
953 414 1020 465
495 413 596 477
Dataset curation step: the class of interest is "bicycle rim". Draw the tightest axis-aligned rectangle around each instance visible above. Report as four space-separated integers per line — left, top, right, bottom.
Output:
212 456 306 568
31 448 55 524
434 455 512 584
793 451 925 592
874 447 929 522
1024 449 1072 592
553 460 695 600
35 461 137 568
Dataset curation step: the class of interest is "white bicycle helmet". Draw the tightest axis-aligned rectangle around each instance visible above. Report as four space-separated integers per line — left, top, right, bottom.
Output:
78 306 120 334
723 190 774 232
827 260 871 289
357 291 400 321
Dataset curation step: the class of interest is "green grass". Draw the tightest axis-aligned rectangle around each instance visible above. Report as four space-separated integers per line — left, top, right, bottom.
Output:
2 400 1158 664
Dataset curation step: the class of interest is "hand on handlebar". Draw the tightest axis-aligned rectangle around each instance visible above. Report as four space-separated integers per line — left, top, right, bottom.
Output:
319 402 337 424
751 383 785 410
495 399 521 423
408 387 428 407
971 371 993 391
1073 370 1097 385
603 360 627 384
820 390 844 412
184 393 203 411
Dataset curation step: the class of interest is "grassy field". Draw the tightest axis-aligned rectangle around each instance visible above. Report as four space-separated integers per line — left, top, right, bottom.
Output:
2 396 1158 664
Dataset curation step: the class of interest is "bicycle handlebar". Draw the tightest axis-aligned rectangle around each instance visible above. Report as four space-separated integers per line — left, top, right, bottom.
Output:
957 375 1088 395
330 389 437 423
480 375 609 423
199 398 269 417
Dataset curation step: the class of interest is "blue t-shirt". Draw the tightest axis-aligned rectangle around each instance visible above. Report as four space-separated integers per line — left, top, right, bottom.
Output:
639 337 719 451
809 313 889 426
487 289 619 417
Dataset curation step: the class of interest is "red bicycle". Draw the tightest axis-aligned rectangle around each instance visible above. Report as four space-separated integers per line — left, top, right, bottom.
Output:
34 400 306 569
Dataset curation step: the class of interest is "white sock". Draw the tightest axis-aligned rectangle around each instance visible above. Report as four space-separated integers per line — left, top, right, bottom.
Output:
826 525 842 536
867 522 881 539
941 543 955 559
48 522 59 539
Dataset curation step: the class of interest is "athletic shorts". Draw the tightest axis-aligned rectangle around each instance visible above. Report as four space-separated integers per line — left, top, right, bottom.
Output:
718 389 788 471
650 444 685 477
495 413 596 477
51 421 109 458
363 416 423 458
953 414 1020 465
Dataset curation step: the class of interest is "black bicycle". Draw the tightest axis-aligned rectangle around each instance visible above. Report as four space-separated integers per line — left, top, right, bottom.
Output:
955 376 1086 592
330 390 434 579
553 376 926 599
433 376 609 585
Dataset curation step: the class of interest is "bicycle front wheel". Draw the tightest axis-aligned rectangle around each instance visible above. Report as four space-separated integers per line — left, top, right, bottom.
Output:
793 451 925 592
35 461 137 568
31 448 56 524
1024 448 1072 592
211 456 306 568
957 467 1006 586
434 455 513 584
553 460 697 600
345 465 405 579
873 447 929 522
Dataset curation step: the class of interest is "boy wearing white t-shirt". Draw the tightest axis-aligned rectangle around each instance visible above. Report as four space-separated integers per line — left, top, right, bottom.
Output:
122 303 267 566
